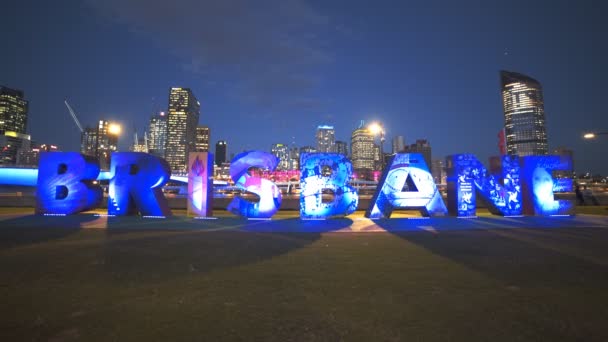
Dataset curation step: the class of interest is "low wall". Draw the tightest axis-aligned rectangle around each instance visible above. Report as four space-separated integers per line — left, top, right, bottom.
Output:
1 193 607 210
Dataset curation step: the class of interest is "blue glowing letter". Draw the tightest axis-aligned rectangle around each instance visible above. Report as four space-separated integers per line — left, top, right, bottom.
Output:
366 153 446 218
187 152 214 217
520 155 574 216
300 153 358 219
446 154 522 217
227 151 282 218
35 152 102 215
108 152 172 216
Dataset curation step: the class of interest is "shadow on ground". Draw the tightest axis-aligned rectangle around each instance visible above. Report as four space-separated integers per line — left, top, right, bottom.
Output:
98 216 354 282
0 214 97 249
373 216 608 287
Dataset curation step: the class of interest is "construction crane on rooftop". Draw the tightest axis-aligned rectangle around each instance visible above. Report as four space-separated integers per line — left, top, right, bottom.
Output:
64 99 84 133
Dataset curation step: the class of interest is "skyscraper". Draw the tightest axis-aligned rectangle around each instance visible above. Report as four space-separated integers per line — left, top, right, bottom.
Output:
404 139 432 172
500 70 548 156
0 86 28 134
148 112 167 158
350 124 375 170
271 143 290 171
316 125 335 153
392 135 405 154
335 140 348 157
215 140 227 166
80 120 120 169
0 86 30 165
165 88 200 173
195 126 210 152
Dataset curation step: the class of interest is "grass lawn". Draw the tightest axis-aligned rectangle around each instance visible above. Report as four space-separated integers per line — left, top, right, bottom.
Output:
0 207 607 341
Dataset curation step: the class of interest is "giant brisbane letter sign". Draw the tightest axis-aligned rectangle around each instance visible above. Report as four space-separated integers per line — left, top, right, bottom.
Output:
446 154 522 217
188 152 214 217
300 153 358 219
107 152 172 217
366 153 447 218
227 151 282 218
1 150 576 219
36 152 102 215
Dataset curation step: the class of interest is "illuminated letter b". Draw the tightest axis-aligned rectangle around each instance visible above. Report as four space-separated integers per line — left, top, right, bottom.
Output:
35 152 102 215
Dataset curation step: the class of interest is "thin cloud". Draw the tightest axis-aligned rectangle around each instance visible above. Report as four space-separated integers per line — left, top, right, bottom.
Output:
86 0 332 108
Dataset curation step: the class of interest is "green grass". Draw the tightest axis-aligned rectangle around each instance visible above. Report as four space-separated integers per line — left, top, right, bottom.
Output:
1 213 608 341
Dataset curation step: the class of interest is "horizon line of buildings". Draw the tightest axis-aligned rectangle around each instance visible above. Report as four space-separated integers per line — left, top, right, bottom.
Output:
0 70 593 181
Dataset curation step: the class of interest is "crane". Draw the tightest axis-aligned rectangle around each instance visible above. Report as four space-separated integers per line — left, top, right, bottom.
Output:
64 100 84 133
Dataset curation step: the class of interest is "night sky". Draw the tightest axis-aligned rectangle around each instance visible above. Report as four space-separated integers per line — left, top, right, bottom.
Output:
1 0 607 174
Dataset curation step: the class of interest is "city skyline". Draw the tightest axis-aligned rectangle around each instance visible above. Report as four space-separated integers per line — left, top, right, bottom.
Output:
1 0 607 174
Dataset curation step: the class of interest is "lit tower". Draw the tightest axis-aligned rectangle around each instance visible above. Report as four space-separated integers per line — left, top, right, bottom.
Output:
148 111 168 158
500 71 548 156
316 125 335 153
165 87 200 173
350 122 375 171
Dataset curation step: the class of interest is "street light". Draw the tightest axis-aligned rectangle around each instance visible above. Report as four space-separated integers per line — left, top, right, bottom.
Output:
108 123 121 136
583 132 608 139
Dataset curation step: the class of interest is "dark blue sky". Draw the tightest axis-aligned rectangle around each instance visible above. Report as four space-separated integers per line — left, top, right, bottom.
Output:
2 0 607 174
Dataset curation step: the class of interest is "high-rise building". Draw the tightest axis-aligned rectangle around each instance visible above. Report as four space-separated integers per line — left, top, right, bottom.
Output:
148 112 167 158
271 143 290 171
335 140 348 157
80 120 120 169
195 126 210 152
165 88 200 173
289 146 300 171
0 86 28 135
405 139 432 172
215 140 227 166
500 70 548 156
316 125 335 153
392 136 405 154
350 124 375 170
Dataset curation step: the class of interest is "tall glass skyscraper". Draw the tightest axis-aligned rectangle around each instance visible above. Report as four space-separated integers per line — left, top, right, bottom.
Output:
0 86 28 134
0 86 30 165
350 124 375 170
316 125 335 153
165 88 200 173
148 112 167 158
500 71 548 156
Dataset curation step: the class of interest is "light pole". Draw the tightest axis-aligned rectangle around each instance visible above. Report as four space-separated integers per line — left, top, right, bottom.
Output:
368 122 385 169
583 132 608 140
